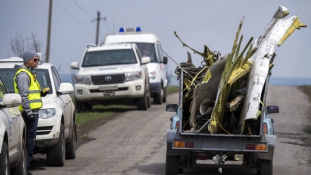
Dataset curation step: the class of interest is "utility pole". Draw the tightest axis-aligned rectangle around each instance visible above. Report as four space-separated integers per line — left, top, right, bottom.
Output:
95 11 100 45
46 0 52 63
92 11 106 45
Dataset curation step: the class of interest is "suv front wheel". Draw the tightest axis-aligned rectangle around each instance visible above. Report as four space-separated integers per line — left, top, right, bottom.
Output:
47 124 65 167
137 88 150 110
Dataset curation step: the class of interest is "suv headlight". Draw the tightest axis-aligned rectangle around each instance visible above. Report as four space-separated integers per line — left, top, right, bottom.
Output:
39 108 56 119
125 71 142 81
75 75 92 84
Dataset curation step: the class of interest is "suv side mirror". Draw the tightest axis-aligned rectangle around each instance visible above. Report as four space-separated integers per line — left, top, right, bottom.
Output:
162 56 168 64
71 62 79 69
267 106 279 114
141 56 151 64
166 104 178 112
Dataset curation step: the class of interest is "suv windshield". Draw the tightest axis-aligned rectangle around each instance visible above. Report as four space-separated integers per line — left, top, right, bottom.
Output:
0 68 52 94
135 43 157 63
82 49 137 67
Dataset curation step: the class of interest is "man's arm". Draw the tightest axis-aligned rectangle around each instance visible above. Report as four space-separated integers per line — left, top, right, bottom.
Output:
16 72 32 116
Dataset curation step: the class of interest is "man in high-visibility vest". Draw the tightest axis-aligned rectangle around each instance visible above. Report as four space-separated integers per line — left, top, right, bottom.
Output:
14 50 49 174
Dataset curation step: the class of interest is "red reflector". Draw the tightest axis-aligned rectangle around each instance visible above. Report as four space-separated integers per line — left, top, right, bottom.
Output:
197 154 207 160
246 144 256 150
263 123 268 134
175 121 180 130
185 142 194 148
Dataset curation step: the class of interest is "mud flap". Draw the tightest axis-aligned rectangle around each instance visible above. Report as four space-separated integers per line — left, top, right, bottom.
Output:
258 134 276 160
166 130 180 155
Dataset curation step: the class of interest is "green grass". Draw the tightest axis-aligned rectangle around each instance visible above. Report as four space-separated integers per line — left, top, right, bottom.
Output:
75 85 179 126
75 103 136 126
167 86 179 94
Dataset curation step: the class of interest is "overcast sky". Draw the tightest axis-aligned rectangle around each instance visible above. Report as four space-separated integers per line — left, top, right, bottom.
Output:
1 0 310 79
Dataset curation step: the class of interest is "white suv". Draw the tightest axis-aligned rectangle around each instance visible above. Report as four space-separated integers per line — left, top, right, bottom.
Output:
71 43 151 111
0 76 27 174
104 27 168 104
0 57 77 167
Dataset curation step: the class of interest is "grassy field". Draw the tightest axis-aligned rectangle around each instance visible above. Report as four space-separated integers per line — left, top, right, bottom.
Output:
75 85 179 125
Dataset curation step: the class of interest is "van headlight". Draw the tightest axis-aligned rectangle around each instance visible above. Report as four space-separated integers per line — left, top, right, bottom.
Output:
39 108 56 119
75 75 92 84
149 71 156 79
125 71 142 81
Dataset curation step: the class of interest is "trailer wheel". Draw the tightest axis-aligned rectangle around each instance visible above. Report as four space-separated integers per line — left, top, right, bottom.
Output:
257 159 273 175
165 154 179 175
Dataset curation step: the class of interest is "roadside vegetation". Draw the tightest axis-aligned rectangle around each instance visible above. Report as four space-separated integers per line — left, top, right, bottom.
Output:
75 85 179 125
299 85 311 102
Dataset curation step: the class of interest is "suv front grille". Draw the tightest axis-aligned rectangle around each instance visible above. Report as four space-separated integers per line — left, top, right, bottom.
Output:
37 126 53 135
91 74 125 85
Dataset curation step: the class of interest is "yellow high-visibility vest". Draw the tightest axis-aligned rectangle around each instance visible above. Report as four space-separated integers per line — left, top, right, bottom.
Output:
14 68 42 111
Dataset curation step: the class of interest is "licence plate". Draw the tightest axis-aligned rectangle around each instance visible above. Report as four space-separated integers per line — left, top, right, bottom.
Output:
99 85 118 91
103 90 115 96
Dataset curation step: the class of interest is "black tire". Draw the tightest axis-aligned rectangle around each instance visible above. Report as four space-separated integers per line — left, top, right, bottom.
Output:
154 90 162 105
66 123 77 159
137 90 148 110
75 100 84 113
163 87 167 103
0 142 9 175
165 154 179 175
15 138 27 175
257 159 273 175
147 88 151 108
47 124 65 167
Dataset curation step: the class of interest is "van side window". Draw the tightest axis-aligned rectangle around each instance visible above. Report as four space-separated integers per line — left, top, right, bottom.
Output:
156 43 163 62
136 43 158 63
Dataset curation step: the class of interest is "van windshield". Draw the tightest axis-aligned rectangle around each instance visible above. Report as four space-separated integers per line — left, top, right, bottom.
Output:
82 49 137 67
135 43 157 63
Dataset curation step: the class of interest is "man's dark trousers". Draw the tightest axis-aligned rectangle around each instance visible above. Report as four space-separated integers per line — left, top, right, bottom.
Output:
23 113 39 168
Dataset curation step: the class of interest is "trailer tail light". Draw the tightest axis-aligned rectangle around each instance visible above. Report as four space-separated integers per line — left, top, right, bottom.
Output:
174 141 194 148
245 144 266 150
263 123 268 134
197 154 207 160
175 121 180 130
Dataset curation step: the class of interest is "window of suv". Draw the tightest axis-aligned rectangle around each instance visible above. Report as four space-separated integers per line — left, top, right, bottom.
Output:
0 68 53 94
82 49 137 67
0 77 8 102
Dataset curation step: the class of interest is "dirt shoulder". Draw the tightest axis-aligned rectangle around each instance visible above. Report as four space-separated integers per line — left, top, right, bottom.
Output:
76 113 118 148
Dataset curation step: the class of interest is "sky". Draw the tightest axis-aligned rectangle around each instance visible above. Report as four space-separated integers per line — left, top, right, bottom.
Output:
1 0 310 79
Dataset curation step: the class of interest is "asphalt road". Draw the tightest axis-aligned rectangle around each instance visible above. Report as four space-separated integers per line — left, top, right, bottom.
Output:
30 86 311 175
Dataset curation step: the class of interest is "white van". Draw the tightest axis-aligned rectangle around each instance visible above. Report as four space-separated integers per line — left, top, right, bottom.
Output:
104 27 168 104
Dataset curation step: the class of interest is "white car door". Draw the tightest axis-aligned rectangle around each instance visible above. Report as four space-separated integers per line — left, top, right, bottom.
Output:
51 67 72 136
0 79 21 157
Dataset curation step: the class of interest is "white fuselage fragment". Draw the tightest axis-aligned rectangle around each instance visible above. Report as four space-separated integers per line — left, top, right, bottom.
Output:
241 7 298 120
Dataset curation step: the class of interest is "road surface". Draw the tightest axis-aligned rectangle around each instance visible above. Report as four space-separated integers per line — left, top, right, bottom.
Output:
30 86 311 175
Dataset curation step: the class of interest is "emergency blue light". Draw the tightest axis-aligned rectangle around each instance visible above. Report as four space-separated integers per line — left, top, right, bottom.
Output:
119 27 125 33
136 27 141 32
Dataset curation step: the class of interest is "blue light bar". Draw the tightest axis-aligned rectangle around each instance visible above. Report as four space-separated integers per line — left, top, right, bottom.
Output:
136 27 141 32
119 27 125 33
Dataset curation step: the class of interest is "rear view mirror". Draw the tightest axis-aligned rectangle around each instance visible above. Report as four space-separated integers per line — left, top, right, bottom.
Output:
267 106 279 114
162 56 168 64
166 104 177 112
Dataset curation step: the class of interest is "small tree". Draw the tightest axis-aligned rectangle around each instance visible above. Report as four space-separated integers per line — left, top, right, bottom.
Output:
10 32 46 63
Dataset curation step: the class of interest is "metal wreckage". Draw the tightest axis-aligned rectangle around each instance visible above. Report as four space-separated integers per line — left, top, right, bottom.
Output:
173 5 307 135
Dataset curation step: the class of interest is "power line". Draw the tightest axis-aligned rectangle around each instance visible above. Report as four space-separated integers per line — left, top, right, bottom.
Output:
71 0 93 19
54 0 90 24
